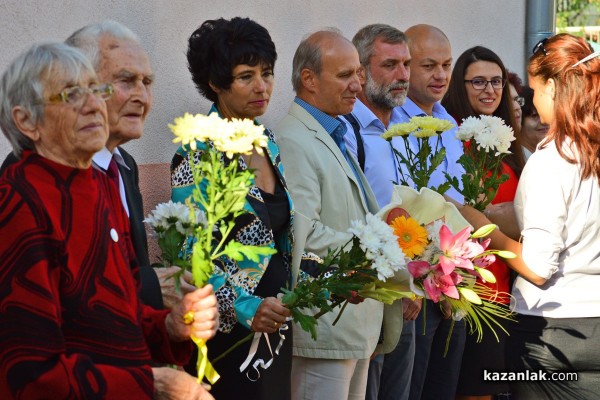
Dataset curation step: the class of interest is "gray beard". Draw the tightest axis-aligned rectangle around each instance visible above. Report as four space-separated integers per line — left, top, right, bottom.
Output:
364 74 408 109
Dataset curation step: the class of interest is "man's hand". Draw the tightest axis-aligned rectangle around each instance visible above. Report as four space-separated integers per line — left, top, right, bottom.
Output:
402 297 422 320
156 266 197 309
166 284 219 342
251 296 292 333
153 367 214 400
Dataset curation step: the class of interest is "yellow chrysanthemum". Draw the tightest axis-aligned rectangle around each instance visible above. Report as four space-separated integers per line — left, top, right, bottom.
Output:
382 121 417 140
412 128 437 138
170 113 212 150
216 118 267 158
170 112 267 158
390 216 429 258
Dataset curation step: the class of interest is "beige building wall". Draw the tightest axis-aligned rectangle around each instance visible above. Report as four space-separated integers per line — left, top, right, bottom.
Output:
0 0 526 260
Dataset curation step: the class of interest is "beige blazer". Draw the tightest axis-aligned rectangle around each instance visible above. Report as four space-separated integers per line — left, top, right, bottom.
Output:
275 102 403 359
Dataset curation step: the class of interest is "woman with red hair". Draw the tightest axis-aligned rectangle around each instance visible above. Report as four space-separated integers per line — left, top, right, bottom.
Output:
462 33 600 399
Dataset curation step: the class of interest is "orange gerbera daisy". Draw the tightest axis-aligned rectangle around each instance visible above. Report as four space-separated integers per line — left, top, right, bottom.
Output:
390 216 429 258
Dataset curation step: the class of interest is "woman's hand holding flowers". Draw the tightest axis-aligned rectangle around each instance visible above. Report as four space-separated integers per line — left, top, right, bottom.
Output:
166 284 220 342
251 297 292 334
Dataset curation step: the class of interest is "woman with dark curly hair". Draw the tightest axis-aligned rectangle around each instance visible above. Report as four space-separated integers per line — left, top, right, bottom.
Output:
170 17 294 399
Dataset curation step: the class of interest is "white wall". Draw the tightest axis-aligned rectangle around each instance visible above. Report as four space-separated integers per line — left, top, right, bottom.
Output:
0 0 526 164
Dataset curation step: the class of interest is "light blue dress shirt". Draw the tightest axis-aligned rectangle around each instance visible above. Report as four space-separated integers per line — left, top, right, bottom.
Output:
342 98 406 207
343 98 464 207
393 98 464 202
294 97 367 201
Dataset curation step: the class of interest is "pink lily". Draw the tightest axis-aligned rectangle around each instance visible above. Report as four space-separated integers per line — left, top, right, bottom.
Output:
408 261 462 303
438 225 485 274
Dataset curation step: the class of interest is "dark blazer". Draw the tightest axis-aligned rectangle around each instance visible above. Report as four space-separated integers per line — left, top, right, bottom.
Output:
0 149 163 309
118 147 163 310
0 152 17 174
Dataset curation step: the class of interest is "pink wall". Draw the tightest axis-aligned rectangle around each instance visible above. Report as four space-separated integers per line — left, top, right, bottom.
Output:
139 162 171 264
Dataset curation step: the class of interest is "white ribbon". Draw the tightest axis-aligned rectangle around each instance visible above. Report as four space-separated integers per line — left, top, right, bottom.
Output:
239 318 290 381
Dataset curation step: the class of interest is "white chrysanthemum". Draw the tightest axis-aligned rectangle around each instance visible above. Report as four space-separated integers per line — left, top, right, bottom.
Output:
426 219 444 246
145 200 191 231
381 240 405 266
350 220 383 254
473 124 496 152
372 255 395 281
456 116 484 141
366 214 395 237
471 115 515 154
193 208 207 227
349 214 407 282
490 121 515 154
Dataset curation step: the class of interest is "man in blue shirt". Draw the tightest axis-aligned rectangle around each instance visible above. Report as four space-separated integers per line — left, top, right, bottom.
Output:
398 24 465 400
342 23 413 400
344 23 464 400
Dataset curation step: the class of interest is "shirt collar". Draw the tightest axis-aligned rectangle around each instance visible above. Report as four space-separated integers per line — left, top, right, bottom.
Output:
294 97 341 135
92 147 128 171
397 98 428 118
349 98 385 133
395 98 452 120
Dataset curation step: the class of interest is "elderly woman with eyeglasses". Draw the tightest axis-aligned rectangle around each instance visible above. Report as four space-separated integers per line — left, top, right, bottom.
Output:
442 46 525 400
0 43 218 400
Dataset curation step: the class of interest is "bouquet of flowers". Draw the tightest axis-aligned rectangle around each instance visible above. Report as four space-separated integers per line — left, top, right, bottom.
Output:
382 115 455 195
149 112 278 385
144 200 206 290
280 213 412 340
380 185 515 349
446 115 515 211
213 210 413 367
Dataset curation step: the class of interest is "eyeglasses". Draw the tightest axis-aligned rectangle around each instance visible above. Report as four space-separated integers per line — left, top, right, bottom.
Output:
464 78 506 91
47 83 114 105
513 96 525 107
532 38 548 56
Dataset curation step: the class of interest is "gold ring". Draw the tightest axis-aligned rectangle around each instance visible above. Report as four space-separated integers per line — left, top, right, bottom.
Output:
183 311 195 325
274 321 278 328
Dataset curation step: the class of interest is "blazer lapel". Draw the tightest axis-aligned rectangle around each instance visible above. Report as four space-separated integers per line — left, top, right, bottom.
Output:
289 103 361 190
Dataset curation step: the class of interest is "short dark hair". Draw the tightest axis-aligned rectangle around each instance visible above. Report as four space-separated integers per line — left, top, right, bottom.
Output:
442 46 524 176
187 17 277 104
507 70 523 95
520 86 536 118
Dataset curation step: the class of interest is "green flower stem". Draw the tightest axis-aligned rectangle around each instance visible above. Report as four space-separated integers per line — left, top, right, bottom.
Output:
211 332 253 364
312 297 346 320
331 300 350 326
443 318 455 357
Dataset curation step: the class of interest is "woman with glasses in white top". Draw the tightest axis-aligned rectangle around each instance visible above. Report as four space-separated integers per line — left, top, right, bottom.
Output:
443 46 525 400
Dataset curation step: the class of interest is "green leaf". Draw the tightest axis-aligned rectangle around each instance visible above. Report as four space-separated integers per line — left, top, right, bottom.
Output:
221 241 277 262
292 309 319 340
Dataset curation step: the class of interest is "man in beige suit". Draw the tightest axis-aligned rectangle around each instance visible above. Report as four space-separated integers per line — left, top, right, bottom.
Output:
275 30 403 400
